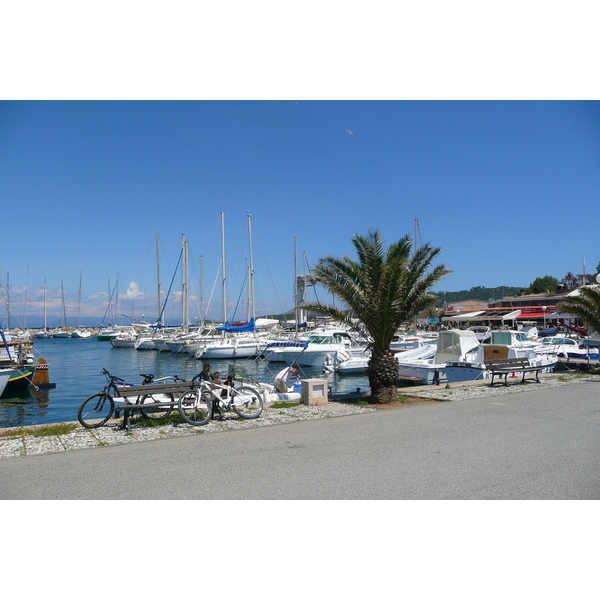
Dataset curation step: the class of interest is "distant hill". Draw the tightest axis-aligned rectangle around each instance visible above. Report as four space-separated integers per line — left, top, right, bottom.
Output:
433 286 523 306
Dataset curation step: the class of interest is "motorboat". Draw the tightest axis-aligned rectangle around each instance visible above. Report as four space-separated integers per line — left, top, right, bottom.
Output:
466 325 491 342
535 336 599 360
331 347 370 374
71 329 92 339
397 329 480 385
445 342 559 383
264 330 357 367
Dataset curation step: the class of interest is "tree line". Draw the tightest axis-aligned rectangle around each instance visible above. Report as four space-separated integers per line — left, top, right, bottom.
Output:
434 264 600 305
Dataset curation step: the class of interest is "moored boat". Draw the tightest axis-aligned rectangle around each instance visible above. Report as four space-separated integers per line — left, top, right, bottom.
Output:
397 329 480 385
97 328 118 341
0 367 15 397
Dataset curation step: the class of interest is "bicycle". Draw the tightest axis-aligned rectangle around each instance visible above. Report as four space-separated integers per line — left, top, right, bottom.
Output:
77 369 184 428
178 374 263 426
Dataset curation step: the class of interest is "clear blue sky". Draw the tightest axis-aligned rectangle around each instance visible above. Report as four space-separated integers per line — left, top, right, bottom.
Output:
1 100 599 326
1 3 599 327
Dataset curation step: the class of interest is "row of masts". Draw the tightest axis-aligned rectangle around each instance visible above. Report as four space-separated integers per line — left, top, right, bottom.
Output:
3 213 312 331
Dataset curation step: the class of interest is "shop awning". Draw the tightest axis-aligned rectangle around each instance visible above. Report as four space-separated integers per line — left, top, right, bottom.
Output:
441 311 485 322
442 309 520 322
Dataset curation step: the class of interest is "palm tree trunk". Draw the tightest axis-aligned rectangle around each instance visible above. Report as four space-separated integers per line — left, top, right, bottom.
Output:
367 348 400 403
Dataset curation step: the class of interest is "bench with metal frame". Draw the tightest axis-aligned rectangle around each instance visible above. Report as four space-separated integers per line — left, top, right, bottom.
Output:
113 381 199 431
485 357 545 387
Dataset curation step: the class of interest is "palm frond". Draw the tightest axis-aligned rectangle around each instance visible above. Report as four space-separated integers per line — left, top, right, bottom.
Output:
308 228 451 350
559 286 600 334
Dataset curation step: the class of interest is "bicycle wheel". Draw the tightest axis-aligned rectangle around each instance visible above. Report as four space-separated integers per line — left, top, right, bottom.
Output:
178 390 212 426
139 393 175 419
232 386 263 419
78 392 115 428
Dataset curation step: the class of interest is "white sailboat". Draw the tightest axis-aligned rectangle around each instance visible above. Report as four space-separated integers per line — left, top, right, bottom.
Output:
135 232 165 351
52 281 71 337
196 213 271 360
34 279 51 338
71 272 91 338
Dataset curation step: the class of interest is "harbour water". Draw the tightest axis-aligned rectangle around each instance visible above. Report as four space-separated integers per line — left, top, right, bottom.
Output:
0 337 370 428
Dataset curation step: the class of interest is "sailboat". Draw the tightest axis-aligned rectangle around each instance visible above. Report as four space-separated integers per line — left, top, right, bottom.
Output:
52 281 71 337
97 278 119 340
135 232 171 350
34 279 51 338
71 272 91 338
196 214 272 360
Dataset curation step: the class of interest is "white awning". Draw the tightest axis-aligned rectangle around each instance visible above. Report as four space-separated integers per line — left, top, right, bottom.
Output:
442 311 485 322
442 309 520 322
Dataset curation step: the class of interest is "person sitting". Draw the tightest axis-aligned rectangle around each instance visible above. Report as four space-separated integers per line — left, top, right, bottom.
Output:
199 363 212 381
274 365 299 393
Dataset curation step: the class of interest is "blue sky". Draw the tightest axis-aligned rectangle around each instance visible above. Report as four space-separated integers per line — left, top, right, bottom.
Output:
1 4 599 327
1 100 598 327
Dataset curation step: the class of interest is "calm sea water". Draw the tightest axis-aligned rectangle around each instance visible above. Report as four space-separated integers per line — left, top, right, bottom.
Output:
0 338 370 428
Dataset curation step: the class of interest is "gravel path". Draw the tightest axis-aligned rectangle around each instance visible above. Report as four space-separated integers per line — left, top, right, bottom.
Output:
1 371 597 459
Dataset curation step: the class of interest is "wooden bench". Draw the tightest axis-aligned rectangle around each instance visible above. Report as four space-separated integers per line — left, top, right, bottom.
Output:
113 381 198 431
485 357 544 387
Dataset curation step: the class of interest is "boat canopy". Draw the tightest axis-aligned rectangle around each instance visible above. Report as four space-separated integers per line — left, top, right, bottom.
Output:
434 329 480 364
216 318 258 332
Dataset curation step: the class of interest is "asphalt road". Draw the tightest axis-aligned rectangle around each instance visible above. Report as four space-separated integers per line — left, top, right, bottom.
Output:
2 380 599 499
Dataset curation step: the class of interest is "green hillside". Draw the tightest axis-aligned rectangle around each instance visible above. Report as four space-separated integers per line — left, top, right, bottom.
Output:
433 286 522 306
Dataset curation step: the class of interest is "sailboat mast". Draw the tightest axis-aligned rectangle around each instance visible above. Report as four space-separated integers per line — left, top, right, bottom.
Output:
247 213 255 323
61 280 67 327
77 271 82 327
6 272 9 329
24 265 29 329
199 255 204 326
294 235 298 334
43 278 47 331
115 274 119 326
181 233 189 332
155 232 162 326
221 212 227 325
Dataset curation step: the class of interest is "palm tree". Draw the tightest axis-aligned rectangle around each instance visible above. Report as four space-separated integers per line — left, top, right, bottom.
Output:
303 229 451 404
558 285 600 336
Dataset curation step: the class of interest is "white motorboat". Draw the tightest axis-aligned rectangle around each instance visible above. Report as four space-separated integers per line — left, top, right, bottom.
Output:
71 329 92 339
331 347 370 374
466 325 491 342
445 342 558 383
535 336 599 360
397 329 480 385
264 330 355 367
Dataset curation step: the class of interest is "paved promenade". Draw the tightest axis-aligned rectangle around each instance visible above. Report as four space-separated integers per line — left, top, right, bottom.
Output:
1 375 598 499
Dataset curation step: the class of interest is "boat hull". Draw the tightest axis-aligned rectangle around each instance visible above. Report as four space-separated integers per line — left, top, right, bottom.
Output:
2 365 36 393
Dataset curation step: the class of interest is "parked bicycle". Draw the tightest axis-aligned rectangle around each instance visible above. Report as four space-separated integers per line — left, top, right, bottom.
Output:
178 374 263 425
77 368 184 428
